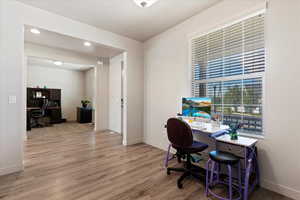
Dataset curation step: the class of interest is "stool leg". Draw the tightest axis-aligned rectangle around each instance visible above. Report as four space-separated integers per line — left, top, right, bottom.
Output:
210 161 216 186
238 162 242 197
227 165 233 200
205 159 211 196
216 163 220 182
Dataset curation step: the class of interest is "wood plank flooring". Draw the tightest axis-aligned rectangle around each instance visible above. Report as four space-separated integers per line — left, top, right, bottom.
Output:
0 123 292 200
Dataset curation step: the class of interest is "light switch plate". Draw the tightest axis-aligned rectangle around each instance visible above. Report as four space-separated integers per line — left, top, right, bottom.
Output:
8 96 17 104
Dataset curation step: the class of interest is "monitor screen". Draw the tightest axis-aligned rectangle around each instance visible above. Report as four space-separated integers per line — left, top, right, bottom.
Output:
182 97 212 119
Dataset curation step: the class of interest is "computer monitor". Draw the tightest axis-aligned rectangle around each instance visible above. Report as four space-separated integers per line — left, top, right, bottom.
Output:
182 97 212 119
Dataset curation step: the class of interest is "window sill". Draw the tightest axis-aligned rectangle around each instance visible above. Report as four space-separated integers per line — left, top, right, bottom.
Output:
238 131 265 140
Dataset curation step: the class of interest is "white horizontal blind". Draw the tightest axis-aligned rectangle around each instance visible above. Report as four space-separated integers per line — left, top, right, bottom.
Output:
244 15 265 74
191 13 265 134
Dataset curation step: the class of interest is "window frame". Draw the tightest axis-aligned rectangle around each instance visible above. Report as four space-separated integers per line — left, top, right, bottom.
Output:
188 9 266 138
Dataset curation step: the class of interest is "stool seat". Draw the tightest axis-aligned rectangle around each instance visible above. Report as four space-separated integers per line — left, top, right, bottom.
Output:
209 151 240 165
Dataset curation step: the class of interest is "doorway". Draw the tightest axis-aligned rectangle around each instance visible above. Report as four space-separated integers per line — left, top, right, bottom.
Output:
108 53 126 141
23 26 127 143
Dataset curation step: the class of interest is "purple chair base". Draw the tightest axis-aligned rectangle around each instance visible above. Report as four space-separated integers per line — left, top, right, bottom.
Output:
164 144 174 168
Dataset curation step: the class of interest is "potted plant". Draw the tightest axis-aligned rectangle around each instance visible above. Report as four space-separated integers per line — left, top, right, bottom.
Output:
228 123 243 140
81 100 91 108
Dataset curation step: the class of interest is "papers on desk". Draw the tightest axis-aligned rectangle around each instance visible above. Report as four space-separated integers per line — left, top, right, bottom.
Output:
185 120 229 134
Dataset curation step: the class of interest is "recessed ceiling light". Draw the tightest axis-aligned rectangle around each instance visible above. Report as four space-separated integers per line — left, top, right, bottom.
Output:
30 28 41 34
84 41 92 47
53 61 63 66
133 0 159 8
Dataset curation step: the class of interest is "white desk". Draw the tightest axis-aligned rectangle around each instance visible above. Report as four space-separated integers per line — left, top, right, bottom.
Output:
184 119 257 147
186 119 259 200
216 134 258 147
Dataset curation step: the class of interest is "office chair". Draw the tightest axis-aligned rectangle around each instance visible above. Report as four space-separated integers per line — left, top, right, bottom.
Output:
31 101 49 128
166 118 208 189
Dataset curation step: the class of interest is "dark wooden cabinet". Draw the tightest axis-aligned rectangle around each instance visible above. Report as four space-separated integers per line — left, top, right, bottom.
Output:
77 107 92 123
50 89 61 101
47 108 62 123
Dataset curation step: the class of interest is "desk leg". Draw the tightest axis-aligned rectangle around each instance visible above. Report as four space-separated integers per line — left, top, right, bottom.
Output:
244 158 252 200
244 146 260 200
164 144 172 168
254 147 261 187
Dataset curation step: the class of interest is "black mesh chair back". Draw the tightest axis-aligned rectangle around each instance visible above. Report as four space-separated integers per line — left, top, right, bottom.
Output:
32 101 48 117
166 118 193 148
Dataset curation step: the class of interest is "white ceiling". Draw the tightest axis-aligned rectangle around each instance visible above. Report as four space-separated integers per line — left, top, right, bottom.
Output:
17 0 221 41
28 57 95 71
24 26 123 58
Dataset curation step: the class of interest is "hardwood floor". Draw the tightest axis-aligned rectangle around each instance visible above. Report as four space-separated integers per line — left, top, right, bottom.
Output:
0 123 292 200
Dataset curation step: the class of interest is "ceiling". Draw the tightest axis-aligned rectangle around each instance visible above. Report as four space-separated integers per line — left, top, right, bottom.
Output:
17 0 221 41
24 25 123 58
28 57 95 71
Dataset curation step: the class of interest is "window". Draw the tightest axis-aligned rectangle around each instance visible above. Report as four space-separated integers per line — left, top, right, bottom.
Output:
191 13 265 135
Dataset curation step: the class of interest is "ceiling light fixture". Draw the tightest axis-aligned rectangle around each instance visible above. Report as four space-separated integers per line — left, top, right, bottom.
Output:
84 41 92 47
30 28 41 34
133 0 159 8
53 61 63 66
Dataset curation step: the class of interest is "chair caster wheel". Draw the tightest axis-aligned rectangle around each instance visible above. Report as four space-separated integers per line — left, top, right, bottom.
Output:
177 182 183 189
167 169 171 175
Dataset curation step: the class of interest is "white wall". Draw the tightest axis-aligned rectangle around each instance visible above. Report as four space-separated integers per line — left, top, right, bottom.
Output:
95 59 109 131
84 67 96 123
0 0 143 177
84 68 96 107
25 42 97 66
27 65 85 121
143 0 300 199
0 0 24 176
261 0 300 198
109 54 123 133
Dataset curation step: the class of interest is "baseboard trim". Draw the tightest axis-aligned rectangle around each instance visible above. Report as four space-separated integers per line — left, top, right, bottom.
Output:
261 179 300 200
95 128 109 133
126 137 143 146
0 164 23 176
107 129 121 134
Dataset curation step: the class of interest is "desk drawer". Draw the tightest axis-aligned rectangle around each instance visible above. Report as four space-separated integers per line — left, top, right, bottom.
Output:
216 141 245 158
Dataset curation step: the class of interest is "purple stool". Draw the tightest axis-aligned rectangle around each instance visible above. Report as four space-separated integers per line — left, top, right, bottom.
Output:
206 151 242 200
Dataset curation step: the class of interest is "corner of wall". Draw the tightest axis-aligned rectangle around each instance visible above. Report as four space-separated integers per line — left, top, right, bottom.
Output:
0 164 23 176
